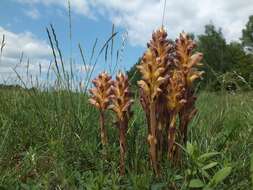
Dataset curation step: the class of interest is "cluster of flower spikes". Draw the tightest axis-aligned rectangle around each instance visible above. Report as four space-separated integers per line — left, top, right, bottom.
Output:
137 27 204 171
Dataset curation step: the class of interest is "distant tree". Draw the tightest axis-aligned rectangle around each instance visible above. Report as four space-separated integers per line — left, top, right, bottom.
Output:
241 15 253 53
197 23 253 90
224 42 253 89
197 24 229 72
196 24 230 89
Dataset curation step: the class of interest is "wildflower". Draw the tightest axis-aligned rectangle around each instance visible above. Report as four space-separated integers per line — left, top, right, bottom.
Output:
110 72 133 176
175 32 204 146
137 27 174 175
89 72 113 146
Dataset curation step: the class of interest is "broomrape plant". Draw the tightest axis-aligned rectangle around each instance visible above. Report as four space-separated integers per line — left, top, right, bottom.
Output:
137 28 204 173
89 72 113 147
89 27 204 177
175 32 204 147
137 27 175 176
110 72 133 176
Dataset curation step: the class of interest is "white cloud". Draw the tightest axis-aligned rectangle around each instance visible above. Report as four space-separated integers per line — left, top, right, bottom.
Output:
0 27 51 83
17 0 253 46
91 0 253 46
0 27 91 85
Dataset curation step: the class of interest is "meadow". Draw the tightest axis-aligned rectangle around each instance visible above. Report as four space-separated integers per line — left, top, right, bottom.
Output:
0 85 252 189
0 7 252 189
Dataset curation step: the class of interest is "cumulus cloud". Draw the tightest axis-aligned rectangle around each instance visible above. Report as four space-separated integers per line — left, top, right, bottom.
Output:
0 27 91 85
17 0 253 46
91 0 253 46
0 27 51 83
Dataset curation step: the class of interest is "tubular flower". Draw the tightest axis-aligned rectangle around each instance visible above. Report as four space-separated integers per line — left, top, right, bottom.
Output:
89 72 113 146
175 32 204 146
110 72 133 176
137 27 175 176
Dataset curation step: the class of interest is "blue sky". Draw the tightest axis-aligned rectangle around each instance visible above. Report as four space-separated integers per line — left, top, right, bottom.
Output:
0 0 252 85
0 0 144 85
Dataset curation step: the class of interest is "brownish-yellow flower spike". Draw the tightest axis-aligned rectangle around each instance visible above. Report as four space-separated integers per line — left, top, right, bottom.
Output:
110 72 133 176
166 71 186 160
175 32 204 149
176 32 204 86
110 72 133 121
89 71 113 146
166 71 186 112
137 27 175 176
137 28 175 102
89 72 113 111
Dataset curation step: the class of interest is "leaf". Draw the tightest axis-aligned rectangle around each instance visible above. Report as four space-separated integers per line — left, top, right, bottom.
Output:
210 167 232 186
186 142 194 156
189 179 205 188
198 152 220 161
202 162 218 170
174 175 183 180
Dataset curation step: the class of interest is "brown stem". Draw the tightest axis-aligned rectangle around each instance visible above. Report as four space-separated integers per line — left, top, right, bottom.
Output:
157 121 164 162
149 101 159 176
168 113 177 160
179 113 188 145
119 120 127 176
100 111 108 146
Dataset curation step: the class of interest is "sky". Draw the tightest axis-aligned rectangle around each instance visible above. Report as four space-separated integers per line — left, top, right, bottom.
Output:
0 0 252 85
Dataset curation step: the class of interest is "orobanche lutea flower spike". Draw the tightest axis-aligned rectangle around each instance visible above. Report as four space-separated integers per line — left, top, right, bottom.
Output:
89 72 113 146
175 32 204 147
166 70 186 160
110 72 133 176
137 27 174 176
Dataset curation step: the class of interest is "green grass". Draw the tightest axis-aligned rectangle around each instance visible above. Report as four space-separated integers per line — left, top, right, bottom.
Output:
0 87 252 189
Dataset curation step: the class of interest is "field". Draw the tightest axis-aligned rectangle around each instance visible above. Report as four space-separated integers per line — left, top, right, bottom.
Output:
0 86 252 189
1 0 253 189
